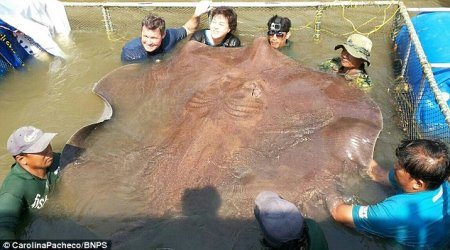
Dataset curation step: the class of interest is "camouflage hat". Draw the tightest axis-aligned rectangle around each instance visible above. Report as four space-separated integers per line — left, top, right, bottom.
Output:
335 34 372 66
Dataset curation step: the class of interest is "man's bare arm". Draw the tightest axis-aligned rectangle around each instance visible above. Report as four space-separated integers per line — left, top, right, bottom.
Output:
183 0 212 35
326 194 355 227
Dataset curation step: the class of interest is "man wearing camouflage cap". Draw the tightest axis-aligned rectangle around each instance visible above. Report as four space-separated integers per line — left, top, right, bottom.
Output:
319 34 373 90
0 126 60 239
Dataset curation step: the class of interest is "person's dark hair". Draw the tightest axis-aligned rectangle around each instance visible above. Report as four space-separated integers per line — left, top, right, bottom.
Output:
395 139 450 190
267 15 291 33
209 7 238 33
141 14 166 35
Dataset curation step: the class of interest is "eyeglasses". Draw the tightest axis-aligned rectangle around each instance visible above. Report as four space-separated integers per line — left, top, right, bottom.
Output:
267 30 285 38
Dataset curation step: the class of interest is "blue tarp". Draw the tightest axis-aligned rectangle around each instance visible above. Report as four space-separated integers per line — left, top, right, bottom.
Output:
0 19 30 77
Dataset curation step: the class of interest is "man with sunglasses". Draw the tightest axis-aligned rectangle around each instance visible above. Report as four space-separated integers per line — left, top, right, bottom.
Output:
266 15 292 51
0 126 60 239
327 139 450 248
121 0 212 63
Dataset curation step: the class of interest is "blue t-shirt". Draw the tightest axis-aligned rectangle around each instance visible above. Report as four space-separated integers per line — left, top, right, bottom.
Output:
352 169 450 248
121 27 187 63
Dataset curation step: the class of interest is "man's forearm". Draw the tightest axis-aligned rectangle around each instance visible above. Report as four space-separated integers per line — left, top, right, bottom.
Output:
331 203 355 227
183 15 201 35
183 0 211 35
367 159 391 186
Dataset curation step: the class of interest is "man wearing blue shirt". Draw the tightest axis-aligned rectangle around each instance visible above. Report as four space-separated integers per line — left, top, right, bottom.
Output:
327 139 450 248
121 0 211 63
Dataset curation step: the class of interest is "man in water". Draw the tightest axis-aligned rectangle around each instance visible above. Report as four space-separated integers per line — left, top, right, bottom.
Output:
327 139 450 248
121 0 212 63
190 6 240 47
0 126 60 239
320 34 372 90
254 191 328 249
266 15 292 50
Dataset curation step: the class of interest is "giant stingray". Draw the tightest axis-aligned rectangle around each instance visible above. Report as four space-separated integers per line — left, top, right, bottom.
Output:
48 38 382 248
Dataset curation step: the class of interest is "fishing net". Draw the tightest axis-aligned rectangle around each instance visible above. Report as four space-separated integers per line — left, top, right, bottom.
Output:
62 1 450 143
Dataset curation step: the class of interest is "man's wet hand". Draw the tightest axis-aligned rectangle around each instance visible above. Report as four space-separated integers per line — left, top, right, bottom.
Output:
325 193 343 214
194 0 212 16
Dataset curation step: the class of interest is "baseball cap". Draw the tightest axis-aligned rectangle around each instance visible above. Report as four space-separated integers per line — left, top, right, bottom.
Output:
335 34 372 65
6 126 57 156
254 191 304 248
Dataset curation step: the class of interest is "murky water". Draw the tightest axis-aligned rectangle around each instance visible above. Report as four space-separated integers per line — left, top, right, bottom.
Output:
0 0 447 249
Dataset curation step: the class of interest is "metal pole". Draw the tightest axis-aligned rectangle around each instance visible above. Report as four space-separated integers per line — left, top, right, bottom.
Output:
101 6 113 33
313 6 324 42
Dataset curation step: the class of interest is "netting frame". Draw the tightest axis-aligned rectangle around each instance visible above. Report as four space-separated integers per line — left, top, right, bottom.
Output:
392 3 450 143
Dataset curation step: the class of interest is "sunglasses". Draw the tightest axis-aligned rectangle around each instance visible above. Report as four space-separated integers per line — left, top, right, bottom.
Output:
267 30 286 38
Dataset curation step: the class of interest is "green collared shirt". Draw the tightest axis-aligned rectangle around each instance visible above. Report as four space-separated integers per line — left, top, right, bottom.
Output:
305 218 329 250
319 57 372 91
0 153 60 239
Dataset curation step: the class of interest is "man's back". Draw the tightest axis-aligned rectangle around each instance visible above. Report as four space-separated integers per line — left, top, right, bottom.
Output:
353 179 450 247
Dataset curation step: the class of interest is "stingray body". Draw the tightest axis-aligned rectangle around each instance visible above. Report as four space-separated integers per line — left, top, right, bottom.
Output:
54 38 382 246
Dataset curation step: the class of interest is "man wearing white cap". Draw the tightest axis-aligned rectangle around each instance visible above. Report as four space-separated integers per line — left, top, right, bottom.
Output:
254 191 328 250
319 34 373 91
0 126 59 239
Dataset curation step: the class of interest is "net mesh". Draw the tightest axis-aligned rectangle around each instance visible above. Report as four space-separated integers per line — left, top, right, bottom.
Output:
62 1 450 143
63 2 399 40
392 6 450 143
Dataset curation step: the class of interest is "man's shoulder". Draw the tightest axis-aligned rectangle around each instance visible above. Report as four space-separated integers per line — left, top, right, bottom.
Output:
320 57 340 70
165 27 188 40
190 29 207 44
224 33 240 47
191 29 206 37
121 37 147 62
358 188 441 215
167 27 188 33
160 27 188 53
0 167 30 198
123 37 142 48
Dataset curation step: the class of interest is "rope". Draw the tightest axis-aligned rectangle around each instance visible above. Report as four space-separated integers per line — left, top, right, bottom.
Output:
339 1 398 37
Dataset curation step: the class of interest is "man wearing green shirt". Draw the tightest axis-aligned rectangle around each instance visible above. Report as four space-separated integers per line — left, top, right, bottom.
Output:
0 126 59 239
319 34 372 91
